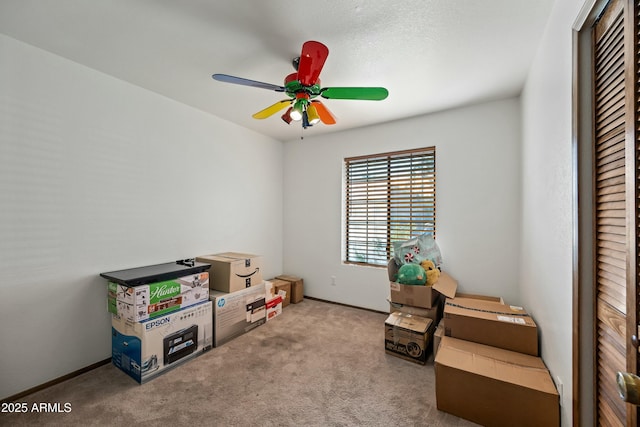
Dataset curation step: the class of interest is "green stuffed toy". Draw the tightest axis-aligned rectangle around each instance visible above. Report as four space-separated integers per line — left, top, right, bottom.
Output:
397 263 427 286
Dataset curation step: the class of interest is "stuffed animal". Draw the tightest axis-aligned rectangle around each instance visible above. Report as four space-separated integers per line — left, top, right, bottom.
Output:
420 259 440 286
397 263 427 286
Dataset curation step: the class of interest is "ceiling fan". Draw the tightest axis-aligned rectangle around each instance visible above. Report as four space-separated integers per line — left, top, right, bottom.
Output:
212 41 389 130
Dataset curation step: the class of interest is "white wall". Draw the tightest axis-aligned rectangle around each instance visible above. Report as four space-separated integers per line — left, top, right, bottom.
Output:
0 34 284 400
520 0 587 425
282 98 522 312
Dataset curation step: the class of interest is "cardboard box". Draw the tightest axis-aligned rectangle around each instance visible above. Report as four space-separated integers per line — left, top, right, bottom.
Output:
107 272 210 322
384 312 434 365
111 301 213 384
209 282 266 347
275 275 304 303
270 279 291 307
388 294 444 324
196 252 263 293
435 336 559 427
387 258 457 308
444 297 538 356
434 320 444 357
266 295 283 321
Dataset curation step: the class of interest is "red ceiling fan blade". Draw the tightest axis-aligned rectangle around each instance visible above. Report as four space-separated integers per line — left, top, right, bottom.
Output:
311 100 336 125
297 41 329 86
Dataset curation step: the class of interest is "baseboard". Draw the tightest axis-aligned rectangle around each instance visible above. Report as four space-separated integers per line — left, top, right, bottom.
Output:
1 358 111 404
303 296 388 315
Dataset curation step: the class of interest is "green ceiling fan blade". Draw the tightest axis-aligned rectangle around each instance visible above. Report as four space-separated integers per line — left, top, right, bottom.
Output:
252 100 292 119
321 87 388 100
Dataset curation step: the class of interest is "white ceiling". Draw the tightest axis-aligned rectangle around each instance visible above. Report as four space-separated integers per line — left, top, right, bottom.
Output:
0 0 555 142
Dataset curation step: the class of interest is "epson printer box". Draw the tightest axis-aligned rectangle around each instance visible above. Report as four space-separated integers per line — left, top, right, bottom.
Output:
111 300 213 384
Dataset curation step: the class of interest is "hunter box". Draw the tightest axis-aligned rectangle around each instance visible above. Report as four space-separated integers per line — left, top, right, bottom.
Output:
196 252 263 293
444 297 539 356
435 336 559 427
384 312 434 365
102 260 211 322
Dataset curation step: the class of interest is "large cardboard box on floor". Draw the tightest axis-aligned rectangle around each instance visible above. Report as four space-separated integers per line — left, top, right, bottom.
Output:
384 312 434 365
275 274 304 303
435 336 559 427
444 297 539 356
196 252 263 293
209 282 267 347
111 301 213 384
387 259 457 308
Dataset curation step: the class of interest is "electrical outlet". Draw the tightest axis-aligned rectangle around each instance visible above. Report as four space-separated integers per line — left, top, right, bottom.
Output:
331 276 336 286
555 376 563 404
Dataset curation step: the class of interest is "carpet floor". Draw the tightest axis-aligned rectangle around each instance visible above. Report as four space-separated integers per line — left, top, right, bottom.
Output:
1 298 479 426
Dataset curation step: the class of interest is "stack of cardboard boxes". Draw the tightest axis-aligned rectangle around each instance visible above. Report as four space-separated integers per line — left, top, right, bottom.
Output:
103 254 305 384
102 260 214 384
383 256 560 426
196 252 273 347
384 259 457 365
434 296 560 426
195 252 304 346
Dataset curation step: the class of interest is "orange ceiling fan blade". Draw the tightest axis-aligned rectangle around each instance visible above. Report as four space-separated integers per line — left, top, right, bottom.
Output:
311 100 336 125
252 100 292 119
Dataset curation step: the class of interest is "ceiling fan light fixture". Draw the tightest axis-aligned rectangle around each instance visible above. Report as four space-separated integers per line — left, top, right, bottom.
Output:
306 103 321 125
290 100 304 121
281 107 293 124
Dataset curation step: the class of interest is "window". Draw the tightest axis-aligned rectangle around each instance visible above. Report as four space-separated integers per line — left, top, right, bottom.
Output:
344 147 436 266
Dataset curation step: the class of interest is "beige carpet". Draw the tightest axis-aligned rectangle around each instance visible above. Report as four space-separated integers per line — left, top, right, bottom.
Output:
1 299 478 426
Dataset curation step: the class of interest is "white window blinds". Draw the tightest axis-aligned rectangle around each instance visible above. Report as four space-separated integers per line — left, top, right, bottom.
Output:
344 147 436 266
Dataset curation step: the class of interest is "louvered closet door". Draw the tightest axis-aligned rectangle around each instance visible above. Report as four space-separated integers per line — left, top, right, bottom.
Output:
593 0 638 425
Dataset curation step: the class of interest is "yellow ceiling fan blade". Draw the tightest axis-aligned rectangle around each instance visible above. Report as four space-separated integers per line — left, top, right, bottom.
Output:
252 100 292 119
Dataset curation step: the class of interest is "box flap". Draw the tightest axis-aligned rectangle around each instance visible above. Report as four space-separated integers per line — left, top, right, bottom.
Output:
215 252 260 260
197 254 233 263
432 272 457 298
385 312 432 334
270 278 290 287
435 336 557 395
276 274 302 282
445 297 536 327
455 292 504 304
387 258 399 281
